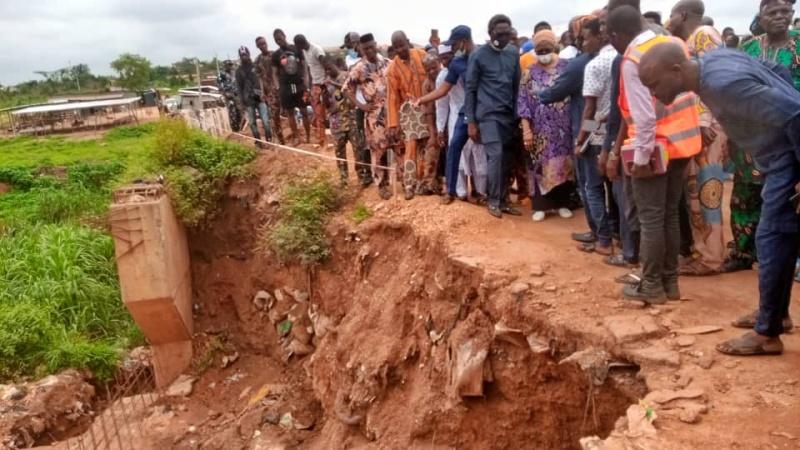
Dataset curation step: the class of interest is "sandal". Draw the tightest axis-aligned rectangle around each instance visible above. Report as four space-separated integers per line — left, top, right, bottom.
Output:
679 259 721 277
716 332 784 356
732 310 794 333
615 271 642 286
604 254 631 268
577 242 596 253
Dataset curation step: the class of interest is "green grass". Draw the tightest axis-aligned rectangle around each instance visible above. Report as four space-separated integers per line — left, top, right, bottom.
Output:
266 172 341 265
0 223 141 381
0 123 155 182
0 120 255 382
351 202 373 224
0 127 153 381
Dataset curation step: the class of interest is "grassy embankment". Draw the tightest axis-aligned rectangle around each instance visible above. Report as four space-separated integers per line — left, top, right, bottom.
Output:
0 120 255 381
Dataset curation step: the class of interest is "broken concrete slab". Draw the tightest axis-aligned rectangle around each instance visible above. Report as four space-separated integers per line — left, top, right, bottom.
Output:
626 404 657 437
493 323 528 348
675 325 723 335
675 336 696 347
509 282 530 298
645 388 705 405
166 374 197 397
678 403 707 424
604 315 663 343
626 345 681 368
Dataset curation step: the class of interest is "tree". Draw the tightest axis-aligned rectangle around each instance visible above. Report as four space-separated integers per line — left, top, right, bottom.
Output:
110 53 152 91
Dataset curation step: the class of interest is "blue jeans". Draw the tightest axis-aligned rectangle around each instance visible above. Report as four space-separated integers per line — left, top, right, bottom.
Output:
246 102 270 140
613 177 638 263
575 152 598 236
579 146 610 245
755 150 800 337
446 114 469 196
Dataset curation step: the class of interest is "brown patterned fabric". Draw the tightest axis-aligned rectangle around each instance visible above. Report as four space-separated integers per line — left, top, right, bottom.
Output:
399 101 430 141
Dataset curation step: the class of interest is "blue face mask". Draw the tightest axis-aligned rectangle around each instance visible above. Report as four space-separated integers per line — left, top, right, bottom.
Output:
347 49 357 58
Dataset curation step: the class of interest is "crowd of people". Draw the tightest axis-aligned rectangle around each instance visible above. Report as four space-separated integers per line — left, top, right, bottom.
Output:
218 0 800 357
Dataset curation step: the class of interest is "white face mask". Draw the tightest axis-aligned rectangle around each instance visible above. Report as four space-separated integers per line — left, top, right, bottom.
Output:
538 53 554 65
455 49 466 58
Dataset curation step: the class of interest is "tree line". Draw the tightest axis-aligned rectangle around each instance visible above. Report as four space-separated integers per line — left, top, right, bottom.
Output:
0 54 222 109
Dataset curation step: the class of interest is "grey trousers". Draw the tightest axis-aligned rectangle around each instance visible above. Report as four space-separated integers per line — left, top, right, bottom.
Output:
632 158 690 291
479 119 515 208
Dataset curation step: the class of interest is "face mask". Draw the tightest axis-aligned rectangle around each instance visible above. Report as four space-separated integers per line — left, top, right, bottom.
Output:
455 49 466 58
538 53 554 65
490 39 509 51
347 49 357 58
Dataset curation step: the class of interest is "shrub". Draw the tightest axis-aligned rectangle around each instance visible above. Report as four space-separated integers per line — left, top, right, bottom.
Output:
68 161 125 189
153 118 192 166
0 167 36 189
152 119 256 226
267 172 340 264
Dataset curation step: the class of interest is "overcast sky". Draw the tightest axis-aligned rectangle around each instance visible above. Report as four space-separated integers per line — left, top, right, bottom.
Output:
0 0 761 86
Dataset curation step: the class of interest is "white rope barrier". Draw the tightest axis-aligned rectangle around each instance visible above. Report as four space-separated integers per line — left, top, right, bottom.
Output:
231 132 400 198
232 132 397 171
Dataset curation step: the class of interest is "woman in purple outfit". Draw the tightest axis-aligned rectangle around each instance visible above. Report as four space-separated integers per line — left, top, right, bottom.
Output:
518 30 575 222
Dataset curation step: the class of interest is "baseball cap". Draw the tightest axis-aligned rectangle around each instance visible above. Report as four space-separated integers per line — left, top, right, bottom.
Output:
443 25 472 46
340 31 359 49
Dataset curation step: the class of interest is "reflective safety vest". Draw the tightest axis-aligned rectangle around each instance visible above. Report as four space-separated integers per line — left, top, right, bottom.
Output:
619 35 701 160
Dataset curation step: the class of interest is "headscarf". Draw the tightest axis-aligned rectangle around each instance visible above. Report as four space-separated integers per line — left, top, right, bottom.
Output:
570 14 597 39
533 30 557 50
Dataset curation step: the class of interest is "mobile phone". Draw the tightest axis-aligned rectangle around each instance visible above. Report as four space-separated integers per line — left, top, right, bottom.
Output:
581 120 600 133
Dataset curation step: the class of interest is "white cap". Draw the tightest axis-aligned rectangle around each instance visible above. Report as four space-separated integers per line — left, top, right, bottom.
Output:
437 44 452 55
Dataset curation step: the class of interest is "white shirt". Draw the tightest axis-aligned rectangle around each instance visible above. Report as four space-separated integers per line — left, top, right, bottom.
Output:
303 43 327 85
435 69 450 133
559 45 579 60
345 52 360 69
582 44 618 145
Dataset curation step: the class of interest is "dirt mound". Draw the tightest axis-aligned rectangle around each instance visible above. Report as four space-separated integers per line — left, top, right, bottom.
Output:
169 151 641 449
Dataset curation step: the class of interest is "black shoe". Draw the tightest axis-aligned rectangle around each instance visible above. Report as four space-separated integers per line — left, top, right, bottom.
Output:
488 205 503 219
404 189 415 201
723 257 753 273
501 206 522 216
379 186 392 200
622 283 667 305
441 195 455 205
360 177 374 188
571 231 597 244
